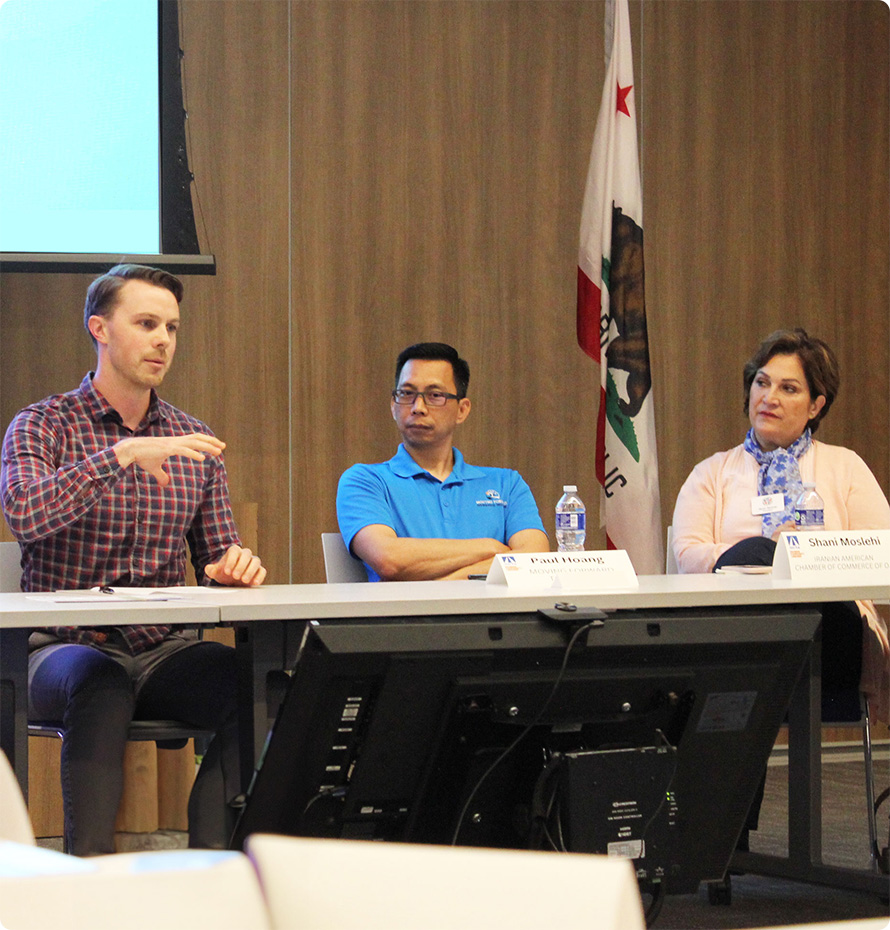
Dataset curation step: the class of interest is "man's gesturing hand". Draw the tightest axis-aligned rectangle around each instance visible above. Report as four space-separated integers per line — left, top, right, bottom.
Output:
114 433 226 487
204 545 267 587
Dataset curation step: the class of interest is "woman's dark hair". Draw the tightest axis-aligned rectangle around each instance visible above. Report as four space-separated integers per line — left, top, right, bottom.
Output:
742 328 839 433
83 264 183 347
394 342 470 398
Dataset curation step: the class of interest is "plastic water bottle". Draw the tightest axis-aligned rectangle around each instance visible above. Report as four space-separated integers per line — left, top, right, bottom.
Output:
793 483 825 531
555 485 586 551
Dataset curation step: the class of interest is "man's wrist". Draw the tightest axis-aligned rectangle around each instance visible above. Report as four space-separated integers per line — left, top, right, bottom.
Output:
112 439 136 469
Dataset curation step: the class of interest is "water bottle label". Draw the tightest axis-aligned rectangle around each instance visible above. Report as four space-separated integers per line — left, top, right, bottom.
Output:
794 508 824 528
556 512 586 531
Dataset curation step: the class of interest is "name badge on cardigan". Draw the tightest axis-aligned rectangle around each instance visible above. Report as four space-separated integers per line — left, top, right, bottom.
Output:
751 494 784 516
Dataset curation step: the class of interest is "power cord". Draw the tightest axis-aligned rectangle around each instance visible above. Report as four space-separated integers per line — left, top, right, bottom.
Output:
449 619 600 845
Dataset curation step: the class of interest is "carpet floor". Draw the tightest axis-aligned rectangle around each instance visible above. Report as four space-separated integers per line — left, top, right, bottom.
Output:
38 743 890 928
655 744 890 929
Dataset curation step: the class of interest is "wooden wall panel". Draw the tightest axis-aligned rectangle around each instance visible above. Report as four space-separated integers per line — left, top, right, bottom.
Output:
169 1 291 581
643 0 890 531
0 275 98 419
288 2 605 580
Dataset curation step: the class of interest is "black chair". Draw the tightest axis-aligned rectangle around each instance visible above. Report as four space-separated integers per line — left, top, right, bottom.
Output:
664 533 884 885
821 686 881 871
1 542 215 846
28 719 214 751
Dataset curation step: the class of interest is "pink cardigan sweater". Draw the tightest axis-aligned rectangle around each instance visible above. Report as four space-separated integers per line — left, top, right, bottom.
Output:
671 440 890 722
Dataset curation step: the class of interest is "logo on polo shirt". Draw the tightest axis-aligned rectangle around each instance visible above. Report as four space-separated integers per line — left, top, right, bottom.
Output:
477 489 507 507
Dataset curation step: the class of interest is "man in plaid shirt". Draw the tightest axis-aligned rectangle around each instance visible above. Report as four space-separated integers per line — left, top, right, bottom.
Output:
0 264 266 855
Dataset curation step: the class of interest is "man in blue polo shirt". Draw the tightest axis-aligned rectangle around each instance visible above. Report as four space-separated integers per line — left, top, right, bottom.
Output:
337 342 548 581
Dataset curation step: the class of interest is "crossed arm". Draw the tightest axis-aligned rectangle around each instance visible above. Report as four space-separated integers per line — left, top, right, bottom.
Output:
350 524 549 581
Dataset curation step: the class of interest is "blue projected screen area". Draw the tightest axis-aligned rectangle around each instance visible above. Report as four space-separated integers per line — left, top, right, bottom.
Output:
0 0 160 254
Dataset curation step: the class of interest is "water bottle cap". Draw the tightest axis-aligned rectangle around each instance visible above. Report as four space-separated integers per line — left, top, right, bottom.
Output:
563 485 577 492
802 482 815 489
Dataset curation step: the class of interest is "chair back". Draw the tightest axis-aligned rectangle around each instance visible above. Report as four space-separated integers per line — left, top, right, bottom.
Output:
665 526 678 574
0 750 35 845
246 833 645 930
321 533 368 583
0 541 23 592
0 848 271 930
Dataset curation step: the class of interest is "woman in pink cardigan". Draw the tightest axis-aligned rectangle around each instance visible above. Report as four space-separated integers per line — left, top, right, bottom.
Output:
671 328 889 851
672 328 889 721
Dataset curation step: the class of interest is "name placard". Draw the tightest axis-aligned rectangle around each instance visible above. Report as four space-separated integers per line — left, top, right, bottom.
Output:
486 551 638 591
773 529 890 585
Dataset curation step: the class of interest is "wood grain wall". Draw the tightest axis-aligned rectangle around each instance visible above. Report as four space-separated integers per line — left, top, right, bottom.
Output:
644 0 890 517
1 1 887 584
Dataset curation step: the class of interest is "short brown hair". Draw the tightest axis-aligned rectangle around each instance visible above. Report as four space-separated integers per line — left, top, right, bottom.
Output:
742 328 839 433
84 264 183 348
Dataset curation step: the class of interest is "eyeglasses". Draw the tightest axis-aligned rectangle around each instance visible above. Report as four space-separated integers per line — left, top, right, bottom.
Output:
392 388 460 407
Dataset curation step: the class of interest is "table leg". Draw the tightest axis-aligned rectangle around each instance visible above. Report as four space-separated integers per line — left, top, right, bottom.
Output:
786 624 823 866
733 624 886 893
0 628 29 798
234 619 305 790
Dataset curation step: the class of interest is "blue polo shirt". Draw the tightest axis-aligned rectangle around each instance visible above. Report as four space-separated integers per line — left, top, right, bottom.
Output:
336 444 547 582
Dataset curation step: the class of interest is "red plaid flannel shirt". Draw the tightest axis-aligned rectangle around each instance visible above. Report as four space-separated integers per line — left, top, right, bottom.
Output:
0 374 240 653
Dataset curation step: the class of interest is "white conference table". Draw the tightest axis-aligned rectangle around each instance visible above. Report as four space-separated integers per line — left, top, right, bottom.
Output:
1 573 887 895
0 572 884 624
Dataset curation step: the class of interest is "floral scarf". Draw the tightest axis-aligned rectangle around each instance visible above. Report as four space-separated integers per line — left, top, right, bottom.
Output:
743 427 812 537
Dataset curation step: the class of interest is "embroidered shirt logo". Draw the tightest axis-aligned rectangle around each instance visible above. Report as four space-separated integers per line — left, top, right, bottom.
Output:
477 489 507 507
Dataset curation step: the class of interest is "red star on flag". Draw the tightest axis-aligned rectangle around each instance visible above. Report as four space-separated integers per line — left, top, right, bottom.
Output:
616 82 632 117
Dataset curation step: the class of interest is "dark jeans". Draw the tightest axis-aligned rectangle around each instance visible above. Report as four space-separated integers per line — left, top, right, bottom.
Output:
28 638 239 856
715 537 864 834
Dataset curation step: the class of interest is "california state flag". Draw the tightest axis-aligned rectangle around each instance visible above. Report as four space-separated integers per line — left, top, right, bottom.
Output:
577 0 663 574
